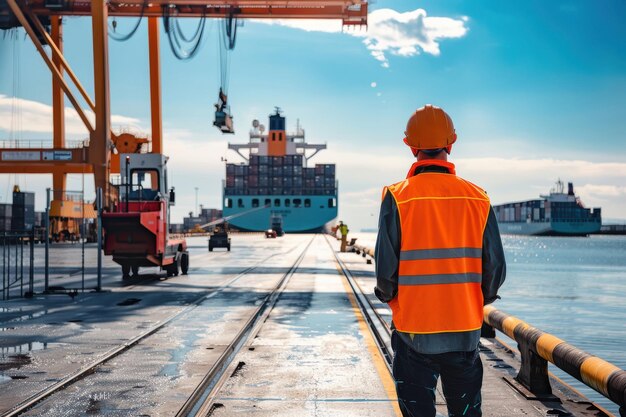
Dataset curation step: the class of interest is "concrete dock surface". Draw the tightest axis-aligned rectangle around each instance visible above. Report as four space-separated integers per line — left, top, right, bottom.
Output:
0 234 613 416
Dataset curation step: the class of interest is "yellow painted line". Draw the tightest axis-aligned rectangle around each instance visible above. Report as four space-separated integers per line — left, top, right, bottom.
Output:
536 334 564 363
333 262 403 417
580 356 620 397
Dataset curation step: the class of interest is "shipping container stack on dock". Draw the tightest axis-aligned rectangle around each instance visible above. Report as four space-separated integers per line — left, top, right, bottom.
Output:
0 203 11 232
182 207 224 231
11 189 35 232
0 188 44 236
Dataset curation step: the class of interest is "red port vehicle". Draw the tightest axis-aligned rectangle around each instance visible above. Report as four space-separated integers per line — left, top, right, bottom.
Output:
102 154 189 279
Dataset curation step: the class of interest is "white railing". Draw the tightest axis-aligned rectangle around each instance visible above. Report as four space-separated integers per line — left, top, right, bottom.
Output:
0 139 89 149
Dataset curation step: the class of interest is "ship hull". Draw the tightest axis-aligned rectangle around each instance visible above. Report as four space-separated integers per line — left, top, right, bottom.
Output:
498 220 601 236
223 195 337 233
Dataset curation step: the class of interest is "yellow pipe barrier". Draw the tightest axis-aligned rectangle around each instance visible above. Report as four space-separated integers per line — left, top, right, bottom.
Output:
354 243 626 413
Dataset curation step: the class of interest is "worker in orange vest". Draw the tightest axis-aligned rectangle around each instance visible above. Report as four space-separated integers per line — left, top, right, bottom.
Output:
375 105 506 417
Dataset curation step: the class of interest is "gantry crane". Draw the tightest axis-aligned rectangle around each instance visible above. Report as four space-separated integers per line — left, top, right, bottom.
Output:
0 0 368 209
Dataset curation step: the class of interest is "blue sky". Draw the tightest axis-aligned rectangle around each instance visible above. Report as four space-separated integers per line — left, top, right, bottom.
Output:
1 0 625 230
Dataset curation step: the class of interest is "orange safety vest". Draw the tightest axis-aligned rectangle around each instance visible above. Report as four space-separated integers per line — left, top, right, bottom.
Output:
384 160 491 334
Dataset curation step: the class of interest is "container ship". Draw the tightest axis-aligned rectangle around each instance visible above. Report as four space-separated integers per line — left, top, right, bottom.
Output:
493 180 601 236
222 108 337 232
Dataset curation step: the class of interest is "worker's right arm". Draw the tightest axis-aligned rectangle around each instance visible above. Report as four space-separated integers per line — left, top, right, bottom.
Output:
374 191 401 303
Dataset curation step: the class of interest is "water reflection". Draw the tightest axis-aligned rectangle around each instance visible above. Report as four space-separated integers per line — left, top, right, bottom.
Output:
1 341 49 355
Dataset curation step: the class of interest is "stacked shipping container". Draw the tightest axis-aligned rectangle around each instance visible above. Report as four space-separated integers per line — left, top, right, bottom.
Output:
493 199 601 223
224 155 336 196
494 200 545 223
11 191 35 232
0 203 11 232
182 207 223 231
0 191 40 232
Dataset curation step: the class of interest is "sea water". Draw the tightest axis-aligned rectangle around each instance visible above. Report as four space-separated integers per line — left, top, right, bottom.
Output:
356 232 626 415
497 235 625 415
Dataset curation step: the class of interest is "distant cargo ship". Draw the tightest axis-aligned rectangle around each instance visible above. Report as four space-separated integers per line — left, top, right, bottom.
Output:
222 108 337 232
494 180 601 236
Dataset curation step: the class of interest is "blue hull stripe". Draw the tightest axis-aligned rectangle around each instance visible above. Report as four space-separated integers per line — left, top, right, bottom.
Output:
223 194 337 232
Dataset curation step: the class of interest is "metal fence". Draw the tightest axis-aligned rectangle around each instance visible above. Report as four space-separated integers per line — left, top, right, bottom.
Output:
0 188 104 300
42 188 102 295
0 231 35 300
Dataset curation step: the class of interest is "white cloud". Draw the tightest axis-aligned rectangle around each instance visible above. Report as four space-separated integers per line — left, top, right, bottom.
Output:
341 187 383 209
0 94 143 137
253 8 469 67
163 131 231 221
575 184 626 198
455 158 626 177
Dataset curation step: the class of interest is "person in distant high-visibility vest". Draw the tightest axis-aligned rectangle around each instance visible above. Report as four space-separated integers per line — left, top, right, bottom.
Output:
375 105 506 417
338 221 349 252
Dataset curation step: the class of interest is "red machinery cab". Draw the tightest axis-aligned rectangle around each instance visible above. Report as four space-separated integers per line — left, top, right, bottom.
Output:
102 153 188 279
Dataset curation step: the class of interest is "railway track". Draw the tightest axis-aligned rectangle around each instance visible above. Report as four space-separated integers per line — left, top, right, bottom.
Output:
176 236 315 417
179 235 392 417
0 237 312 417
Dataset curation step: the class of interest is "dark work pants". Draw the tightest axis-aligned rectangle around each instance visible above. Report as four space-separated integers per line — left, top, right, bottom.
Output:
391 331 483 417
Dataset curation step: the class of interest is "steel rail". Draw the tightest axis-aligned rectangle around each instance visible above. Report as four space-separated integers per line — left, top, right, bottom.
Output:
324 235 394 373
0 247 296 417
177 235 316 417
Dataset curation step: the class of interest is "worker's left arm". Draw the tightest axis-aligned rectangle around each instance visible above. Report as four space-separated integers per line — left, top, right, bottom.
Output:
374 191 401 303
481 206 506 304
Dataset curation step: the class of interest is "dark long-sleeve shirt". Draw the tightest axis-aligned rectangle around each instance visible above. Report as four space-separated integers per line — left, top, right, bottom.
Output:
374 163 506 353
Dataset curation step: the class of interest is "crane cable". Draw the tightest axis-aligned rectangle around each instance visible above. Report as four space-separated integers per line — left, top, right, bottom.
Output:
12 29 22 190
173 16 204 43
108 0 147 42
10 28 22 145
218 12 237 95
222 11 237 50
3 29 23 197
163 6 207 60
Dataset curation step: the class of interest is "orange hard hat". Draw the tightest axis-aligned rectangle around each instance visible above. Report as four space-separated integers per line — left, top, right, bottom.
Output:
403 105 457 151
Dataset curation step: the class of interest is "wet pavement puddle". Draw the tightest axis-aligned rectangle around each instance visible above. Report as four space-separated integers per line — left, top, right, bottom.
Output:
1 341 51 355
0 341 65 375
3 309 49 323
116 298 142 306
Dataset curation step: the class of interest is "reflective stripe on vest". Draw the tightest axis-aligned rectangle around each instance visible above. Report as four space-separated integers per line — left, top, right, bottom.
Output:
385 165 490 334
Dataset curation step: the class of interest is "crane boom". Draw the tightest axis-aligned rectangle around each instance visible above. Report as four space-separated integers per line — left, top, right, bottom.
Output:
1 0 367 25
